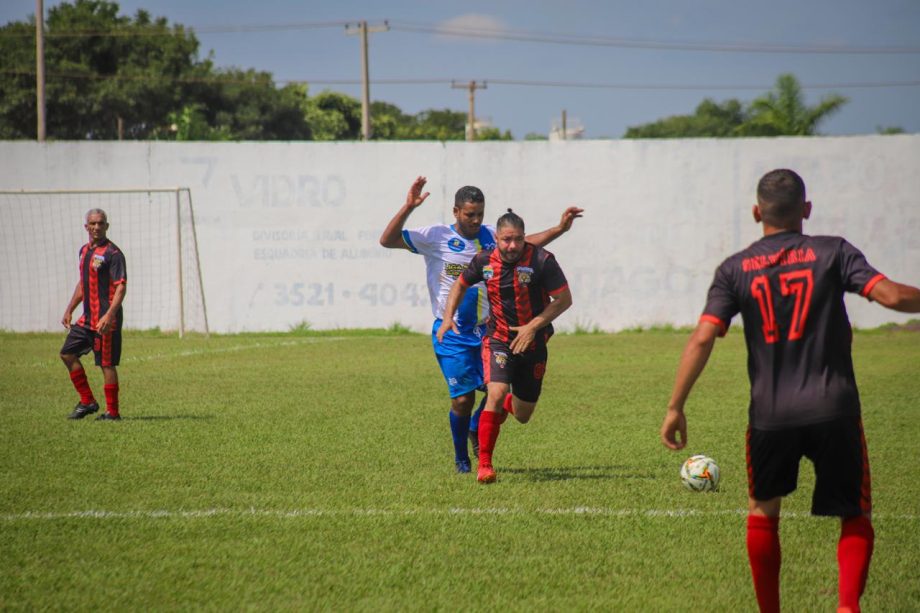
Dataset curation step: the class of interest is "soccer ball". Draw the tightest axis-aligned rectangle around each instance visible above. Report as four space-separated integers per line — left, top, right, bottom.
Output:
680 455 720 492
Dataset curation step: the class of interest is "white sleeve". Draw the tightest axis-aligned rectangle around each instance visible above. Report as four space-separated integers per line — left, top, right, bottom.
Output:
401 224 441 255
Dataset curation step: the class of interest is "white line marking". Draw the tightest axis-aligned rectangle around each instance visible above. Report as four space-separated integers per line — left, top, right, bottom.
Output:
2 508 916 521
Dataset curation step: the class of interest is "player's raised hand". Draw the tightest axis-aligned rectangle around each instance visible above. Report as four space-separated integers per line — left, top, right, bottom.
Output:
406 176 430 209
558 206 584 233
660 408 687 450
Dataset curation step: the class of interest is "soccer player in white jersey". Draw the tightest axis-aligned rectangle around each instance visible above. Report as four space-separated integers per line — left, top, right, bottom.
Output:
380 176 583 473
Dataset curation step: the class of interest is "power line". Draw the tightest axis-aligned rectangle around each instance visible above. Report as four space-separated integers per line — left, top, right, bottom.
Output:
2 18 919 56
3 69 919 91
387 20 920 55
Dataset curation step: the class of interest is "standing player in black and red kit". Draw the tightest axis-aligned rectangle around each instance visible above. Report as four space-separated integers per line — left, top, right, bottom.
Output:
660 169 920 613
438 209 573 484
61 208 127 421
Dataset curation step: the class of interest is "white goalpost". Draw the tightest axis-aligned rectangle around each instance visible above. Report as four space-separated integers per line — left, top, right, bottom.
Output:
0 187 209 336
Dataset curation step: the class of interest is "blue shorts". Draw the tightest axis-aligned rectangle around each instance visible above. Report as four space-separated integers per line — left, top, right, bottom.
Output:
431 319 486 398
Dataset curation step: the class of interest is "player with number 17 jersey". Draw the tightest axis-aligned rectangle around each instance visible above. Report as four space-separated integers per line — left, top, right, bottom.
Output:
701 231 885 430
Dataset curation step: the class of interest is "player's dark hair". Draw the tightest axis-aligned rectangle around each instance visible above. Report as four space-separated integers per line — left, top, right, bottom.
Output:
496 208 525 232
757 169 806 226
454 185 485 208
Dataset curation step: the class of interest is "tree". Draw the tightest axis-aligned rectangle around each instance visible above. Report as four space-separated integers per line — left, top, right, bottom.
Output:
0 0 204 139
0 0 512 141
624 74 849 139
624 98 747 138
741 73 847 136
305 91 361 140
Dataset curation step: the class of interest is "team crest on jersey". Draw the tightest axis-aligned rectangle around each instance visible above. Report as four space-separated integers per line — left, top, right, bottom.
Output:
482 266 494 280
494 352 508 368
447 237 465 253
516 266 533 284
91 254 105 270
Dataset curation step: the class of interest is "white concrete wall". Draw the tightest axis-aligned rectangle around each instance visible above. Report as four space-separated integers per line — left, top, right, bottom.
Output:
1 136 918 332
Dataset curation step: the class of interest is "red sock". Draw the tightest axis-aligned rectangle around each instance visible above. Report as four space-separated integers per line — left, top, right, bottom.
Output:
104 383 120 417
747 515 781 613
477 410 503 467
838 516 874 612
69 368 95 405
502 392 514 415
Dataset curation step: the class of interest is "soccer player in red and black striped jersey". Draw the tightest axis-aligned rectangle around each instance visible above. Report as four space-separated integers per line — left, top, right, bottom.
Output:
660 169 920 613
61 209 127 421
438 209 573 484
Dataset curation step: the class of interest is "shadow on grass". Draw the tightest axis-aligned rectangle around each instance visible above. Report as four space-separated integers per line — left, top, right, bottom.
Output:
500 465 654 482
126 415 216 421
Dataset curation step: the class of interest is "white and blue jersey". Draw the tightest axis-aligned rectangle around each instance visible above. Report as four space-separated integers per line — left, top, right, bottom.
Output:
402 223 496 398
402 224 496 333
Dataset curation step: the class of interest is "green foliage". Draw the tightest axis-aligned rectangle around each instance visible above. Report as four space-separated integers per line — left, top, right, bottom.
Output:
743 74 847 136
876 125 906 135
1 0 203 139
305 90 361 140
0 330 918 610
625 74 848 139
524 132 549 140
625 98 747 138
0 1 510 141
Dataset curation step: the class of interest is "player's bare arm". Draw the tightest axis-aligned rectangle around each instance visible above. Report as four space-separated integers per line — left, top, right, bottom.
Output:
525 206 584 247
508 288 573 354
660 320 720 450
868 278 920 312
62 281 83 329
379 176 431 249
436 277 471 343
96 283 126 335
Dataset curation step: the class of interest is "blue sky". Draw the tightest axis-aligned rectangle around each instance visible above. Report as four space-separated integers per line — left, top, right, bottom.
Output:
5 0 919 138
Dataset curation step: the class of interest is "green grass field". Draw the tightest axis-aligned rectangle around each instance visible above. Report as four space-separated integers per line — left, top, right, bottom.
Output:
1 328 918 611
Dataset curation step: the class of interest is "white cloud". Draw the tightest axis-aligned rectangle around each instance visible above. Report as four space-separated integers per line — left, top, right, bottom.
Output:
434 14 508 42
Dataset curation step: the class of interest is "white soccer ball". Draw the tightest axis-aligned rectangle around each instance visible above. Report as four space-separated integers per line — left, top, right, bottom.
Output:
680 455 720 492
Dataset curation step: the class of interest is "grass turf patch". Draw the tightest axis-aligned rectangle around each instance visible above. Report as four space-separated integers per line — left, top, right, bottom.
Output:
1 329 918 610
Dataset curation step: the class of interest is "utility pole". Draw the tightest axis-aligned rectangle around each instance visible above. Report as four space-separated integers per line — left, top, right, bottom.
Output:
345 20 389 141
35 0 46 142
561 109 567 141
451 80 487 141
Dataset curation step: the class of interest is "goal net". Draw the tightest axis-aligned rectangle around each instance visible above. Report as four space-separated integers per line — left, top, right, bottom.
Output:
0 188 209 336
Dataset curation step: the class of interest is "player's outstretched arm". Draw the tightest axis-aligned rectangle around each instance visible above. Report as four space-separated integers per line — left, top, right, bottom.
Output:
868 278 920 313
660 321 720 450
508 288 572 354
61 281 83 329
526 206 584 247
436 277 470 342
379 176 430 249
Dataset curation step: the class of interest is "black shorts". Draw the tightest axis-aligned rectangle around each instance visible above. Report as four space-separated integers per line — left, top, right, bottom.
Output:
746 416 871 517
61 324 122 367
481 336 548 403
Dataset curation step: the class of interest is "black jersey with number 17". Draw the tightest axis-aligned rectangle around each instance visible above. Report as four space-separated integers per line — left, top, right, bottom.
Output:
701 231 885 430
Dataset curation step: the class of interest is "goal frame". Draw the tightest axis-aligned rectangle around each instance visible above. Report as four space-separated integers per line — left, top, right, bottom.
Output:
0 187 209 337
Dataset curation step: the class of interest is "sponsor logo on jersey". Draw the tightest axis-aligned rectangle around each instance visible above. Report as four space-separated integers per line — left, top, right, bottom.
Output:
447 237 465 253
494 352 508 368
91 254 105 270
483 266 494 280
444 262 466 278
516 266 534 284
